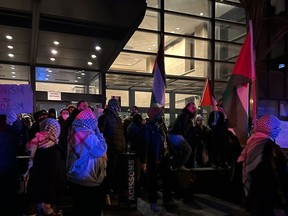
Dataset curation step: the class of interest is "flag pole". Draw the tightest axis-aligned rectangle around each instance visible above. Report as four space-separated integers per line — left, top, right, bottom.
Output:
249 20 257 131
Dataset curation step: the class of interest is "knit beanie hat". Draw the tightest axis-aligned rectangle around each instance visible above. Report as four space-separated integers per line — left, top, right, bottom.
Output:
256 114 280 136
147 107 163 120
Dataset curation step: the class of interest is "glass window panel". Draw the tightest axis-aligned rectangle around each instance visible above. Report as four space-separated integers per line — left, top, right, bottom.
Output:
165 0 211 18
110 52 156 73
165 35 211 59
175 94 199 109
215 41 242 61
139 10 159 31
165 57 210 78
135 91 151 107
215 21 246 42
214 81 228 100
36 82 89 93
35 67 100 94
215 61 235 81
0 80 28 84
215 2 245 23
124 31 158 53
106 89 129 107
0 64 30 81
146 0 159 8
165 13 211 39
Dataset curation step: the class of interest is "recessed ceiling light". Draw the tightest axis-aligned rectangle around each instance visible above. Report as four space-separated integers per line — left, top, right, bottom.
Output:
200 12 204 16
95 46 101 51
53 41 59 45
91 54 96 58
11 65 15 69
45 78 49 80
7 45 13 49
46 74 50 77
11 71 16 74
6 35 12 40
50 58 55 61
12 75 16 78
88 61 93 65
81 72 85 76
8 53 14 57
75 80 78 83
77 76 81 79
51 49 58 55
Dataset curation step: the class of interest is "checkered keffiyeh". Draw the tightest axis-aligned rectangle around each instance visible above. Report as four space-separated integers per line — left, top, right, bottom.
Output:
73 108 97 131
27 118 60 151
40 118 61 139
256 114 280 136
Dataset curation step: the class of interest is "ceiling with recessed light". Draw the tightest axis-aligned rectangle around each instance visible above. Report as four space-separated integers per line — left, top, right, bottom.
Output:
0 0 146 85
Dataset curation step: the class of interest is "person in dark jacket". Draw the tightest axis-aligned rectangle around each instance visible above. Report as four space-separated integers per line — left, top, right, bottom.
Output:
143 107 177 212
0 112 23 215
238 114 288 216
168 102 197 171
126 113 146 191
98 98 126 202
25 118 66 216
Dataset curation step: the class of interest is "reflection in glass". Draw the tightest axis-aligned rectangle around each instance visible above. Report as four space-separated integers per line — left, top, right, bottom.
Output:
165 57 210 78
165 0 211 18
165 35 211 59
165 13 211 38
215 2 245 23
139 10 159 31
215 21 246 42
215 42 242 62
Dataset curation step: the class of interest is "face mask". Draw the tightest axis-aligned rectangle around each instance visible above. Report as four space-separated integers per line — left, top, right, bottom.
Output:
62 114 69 120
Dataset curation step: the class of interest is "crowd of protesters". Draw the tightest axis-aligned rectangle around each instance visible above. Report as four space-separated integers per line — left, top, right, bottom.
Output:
0 99 287 216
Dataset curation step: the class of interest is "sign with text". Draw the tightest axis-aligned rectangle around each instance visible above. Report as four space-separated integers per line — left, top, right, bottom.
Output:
0 84 33 114
48 91 61 101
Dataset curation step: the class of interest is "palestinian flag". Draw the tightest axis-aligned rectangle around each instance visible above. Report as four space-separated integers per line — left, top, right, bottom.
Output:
223 29 255 146
150 37 166 108
199 77 217 113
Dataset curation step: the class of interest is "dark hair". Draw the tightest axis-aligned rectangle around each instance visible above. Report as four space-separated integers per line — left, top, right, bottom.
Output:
77 100 87 108
133 113 143 124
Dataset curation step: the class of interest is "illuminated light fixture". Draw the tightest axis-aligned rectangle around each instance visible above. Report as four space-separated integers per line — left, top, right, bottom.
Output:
77 76 81 79
47 69 52 72
75 80 78 83
6 35 12 40
12 75 16 78
91 54 96 58
200 12 204 16
7 45 13 49
95 46 101 51
88 61 93 65
46 74 50 77
45 78 49 80
53 41 59 45
81 72 85 75
176 27 180 30
11 71 16 74
11 65 15 69
51 49 58 55
278 63 285 69
8 53 14 57
50 58 55 61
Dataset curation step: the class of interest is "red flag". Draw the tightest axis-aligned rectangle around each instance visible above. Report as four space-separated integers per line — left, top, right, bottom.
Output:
223 24 255 146
150 37 166 108
199 77 217 112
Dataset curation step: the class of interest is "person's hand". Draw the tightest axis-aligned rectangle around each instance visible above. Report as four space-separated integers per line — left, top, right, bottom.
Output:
141 163 147 173
6 112 17 125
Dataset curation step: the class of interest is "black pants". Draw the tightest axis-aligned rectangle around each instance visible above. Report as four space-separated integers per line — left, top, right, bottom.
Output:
69 182 105 216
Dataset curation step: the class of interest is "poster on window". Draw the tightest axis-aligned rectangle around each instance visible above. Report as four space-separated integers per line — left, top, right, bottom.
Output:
0 84 33 114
